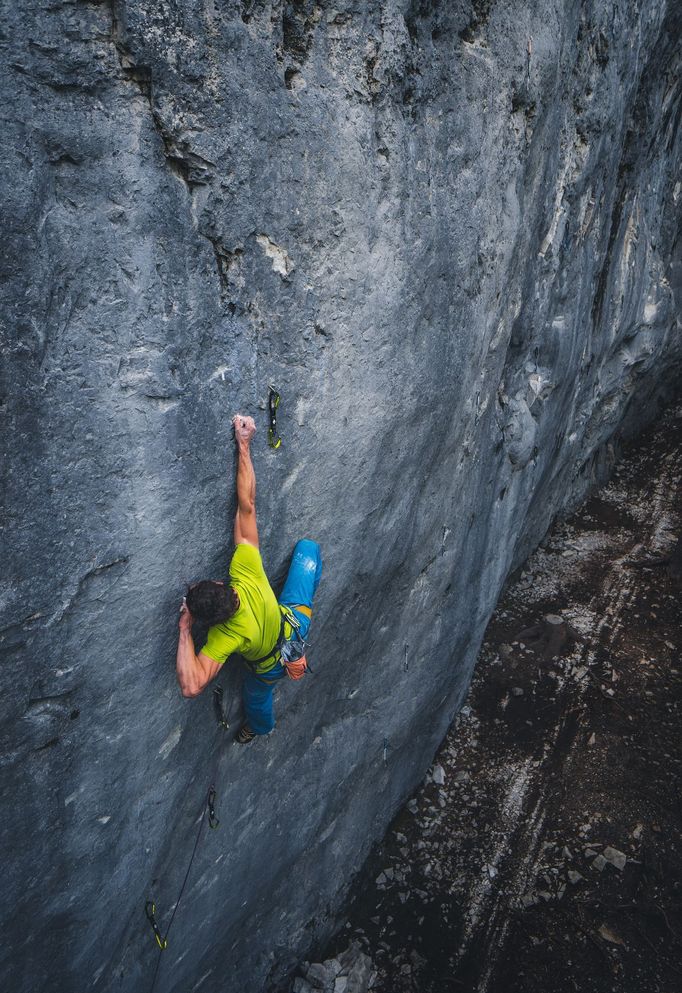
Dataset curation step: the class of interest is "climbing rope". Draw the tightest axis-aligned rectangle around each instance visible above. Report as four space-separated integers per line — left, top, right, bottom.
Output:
145 690 230 993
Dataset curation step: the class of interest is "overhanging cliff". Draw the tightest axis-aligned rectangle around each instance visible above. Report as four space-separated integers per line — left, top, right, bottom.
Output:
1 2 680 991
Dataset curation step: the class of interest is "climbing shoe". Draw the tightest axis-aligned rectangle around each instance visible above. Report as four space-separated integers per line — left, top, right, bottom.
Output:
236 724 256 744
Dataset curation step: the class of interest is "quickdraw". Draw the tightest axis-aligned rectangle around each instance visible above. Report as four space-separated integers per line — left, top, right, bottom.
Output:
213 686 230 730
145 902 167 950
268 385 282 449
145 683 231 991
207 786 219 829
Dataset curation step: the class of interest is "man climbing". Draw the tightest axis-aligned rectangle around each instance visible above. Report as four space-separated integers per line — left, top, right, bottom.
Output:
175 414 322 743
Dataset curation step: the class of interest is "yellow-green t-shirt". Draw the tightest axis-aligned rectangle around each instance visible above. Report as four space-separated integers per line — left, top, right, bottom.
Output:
200 544 282 674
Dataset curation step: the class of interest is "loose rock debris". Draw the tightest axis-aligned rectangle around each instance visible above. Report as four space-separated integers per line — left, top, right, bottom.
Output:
291 942 375 993
312 404 682 993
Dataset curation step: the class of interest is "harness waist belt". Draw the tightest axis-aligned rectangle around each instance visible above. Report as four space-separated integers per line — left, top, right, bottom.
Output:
246 605 306 668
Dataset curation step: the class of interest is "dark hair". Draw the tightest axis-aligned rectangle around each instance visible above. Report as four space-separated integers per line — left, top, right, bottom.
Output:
186 581 238 627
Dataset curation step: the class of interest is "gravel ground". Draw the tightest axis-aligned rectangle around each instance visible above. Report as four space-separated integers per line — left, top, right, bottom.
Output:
316 402 682 993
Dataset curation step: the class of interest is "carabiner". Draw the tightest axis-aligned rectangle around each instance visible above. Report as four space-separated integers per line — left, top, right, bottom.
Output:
213 686 230 731
145 901 168 950
268 386 282 449
207 786 219 829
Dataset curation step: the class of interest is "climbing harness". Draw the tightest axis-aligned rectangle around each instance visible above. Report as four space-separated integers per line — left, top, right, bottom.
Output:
145 902 167 950
279 606 309 680
244 605 309 680
268 385 282 449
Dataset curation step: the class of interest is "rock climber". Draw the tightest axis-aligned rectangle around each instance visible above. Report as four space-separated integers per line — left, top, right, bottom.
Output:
175 414 322 743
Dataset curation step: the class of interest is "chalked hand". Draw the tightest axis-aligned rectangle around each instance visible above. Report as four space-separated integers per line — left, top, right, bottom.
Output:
232 414 256 444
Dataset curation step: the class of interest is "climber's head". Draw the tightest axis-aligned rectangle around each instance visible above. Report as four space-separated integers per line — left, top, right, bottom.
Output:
186 580 239 626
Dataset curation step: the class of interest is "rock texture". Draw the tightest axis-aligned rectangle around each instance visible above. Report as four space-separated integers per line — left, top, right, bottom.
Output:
0 2 680 992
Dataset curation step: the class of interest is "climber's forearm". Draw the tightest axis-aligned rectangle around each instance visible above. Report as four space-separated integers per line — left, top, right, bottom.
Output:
176 629 204 698
234 437 258 547
236 438 256 515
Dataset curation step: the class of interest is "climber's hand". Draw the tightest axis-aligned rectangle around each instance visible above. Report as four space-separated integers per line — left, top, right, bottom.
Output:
232 414 256 445
179 599 193 633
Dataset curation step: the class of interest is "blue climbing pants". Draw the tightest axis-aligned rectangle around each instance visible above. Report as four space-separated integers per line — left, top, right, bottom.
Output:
242 539 322 735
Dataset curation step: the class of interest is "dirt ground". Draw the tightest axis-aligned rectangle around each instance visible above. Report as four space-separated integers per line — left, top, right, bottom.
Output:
327 403 682 993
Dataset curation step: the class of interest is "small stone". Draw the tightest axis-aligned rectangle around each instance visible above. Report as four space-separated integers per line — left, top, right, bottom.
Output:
632 823 644 841
511 686 524 697
592 855 607 872
567 870 584 884
587 733 596 746
346 951 374 993
598 924 625 946
293 979 315 993
603 846 627 871
334 979 348 993
305 963 334 989
544 614 564 625
337 943 362 973
432 764 445 785
293 979 316 993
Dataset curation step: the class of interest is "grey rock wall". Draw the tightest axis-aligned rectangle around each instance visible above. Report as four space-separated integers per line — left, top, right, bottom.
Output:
1 1 680 991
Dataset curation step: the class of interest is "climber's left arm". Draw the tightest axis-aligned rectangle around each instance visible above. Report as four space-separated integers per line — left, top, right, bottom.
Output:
176 602 222 698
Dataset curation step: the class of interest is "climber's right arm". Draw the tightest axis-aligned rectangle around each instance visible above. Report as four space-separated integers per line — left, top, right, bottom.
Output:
232 414 259 549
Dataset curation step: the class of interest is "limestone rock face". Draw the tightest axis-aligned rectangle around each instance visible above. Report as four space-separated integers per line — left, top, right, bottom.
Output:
1 2 680 991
